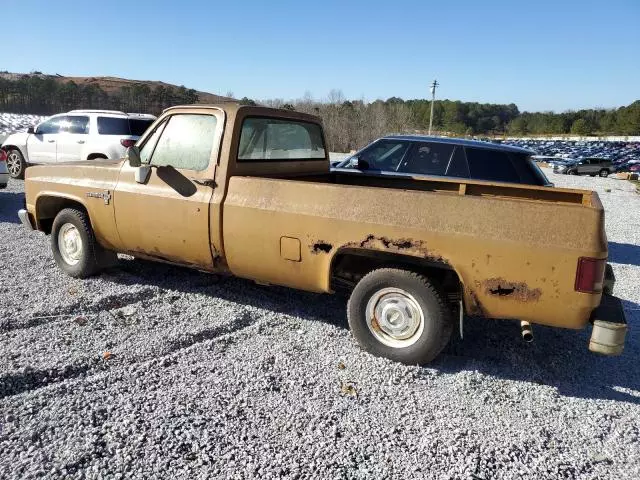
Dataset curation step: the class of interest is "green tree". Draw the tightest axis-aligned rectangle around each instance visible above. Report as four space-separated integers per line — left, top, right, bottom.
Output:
570 118 590 135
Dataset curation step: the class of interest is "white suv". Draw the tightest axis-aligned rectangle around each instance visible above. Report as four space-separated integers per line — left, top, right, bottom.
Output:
1 110 156 178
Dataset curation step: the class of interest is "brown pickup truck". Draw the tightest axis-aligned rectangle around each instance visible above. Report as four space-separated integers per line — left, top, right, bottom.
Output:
18 104 627 364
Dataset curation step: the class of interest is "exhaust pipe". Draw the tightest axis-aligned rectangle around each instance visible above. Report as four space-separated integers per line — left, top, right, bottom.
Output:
520 321 534 343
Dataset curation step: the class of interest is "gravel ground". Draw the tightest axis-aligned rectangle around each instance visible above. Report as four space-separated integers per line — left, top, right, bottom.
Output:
0 170 639 479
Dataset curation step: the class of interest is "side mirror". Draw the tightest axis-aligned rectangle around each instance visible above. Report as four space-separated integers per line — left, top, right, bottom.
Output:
27 126 35 134
126 146 142 167
135 165 152 184
348 156 369 170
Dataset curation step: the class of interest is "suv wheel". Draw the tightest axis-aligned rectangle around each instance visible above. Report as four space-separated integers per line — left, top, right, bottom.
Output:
6 149 26 179
568 170 577 175
347 268 452 365
599 169 609 177
51 208 108 278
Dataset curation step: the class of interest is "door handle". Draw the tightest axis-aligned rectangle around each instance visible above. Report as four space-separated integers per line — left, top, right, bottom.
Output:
191 178 216 188
77 140 85 144
48 139 55 143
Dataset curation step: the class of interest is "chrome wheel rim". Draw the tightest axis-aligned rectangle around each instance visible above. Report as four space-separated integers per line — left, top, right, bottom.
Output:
58 223 83 265
7 152 21 176
366 287 424 348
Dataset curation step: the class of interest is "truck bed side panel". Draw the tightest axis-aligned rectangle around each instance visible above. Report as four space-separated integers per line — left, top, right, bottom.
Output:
222 177 606 330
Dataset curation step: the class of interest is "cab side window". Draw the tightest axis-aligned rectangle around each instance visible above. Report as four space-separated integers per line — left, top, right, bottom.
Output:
59 116 90 134
36 118 62 135
147 114 218 171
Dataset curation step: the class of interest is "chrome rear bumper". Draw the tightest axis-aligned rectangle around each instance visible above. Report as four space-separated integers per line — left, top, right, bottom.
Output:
589 293 627 356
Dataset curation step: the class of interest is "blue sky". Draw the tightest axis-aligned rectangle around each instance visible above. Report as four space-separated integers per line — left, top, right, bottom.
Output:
3 0 639 112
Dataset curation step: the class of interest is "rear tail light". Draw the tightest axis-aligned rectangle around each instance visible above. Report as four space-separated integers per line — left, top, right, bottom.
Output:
0 149 6 162
120 139 136 148
575 257 606 293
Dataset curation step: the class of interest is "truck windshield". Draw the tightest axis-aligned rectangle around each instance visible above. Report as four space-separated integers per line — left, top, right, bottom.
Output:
238 117 325 161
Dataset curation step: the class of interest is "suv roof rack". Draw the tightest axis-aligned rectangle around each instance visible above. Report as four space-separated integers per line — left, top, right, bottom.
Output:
68 109 127 115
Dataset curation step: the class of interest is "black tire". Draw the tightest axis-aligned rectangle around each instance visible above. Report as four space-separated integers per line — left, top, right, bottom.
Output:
599 169 609 177
568 170 577 175
51 208 104 278
347 268 452 365
6 148 26 179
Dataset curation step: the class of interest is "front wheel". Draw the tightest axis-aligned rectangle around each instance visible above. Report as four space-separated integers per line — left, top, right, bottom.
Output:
347 268 452 365
599 169 609 177
51 208 104 278
6 149 26 179
568 170 577 175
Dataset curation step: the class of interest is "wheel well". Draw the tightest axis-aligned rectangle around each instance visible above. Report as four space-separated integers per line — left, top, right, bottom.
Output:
330 249 462 304
36 197 88 234
2 145 23 156
87 153 108 160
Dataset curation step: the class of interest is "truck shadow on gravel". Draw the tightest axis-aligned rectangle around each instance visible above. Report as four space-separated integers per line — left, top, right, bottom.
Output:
608 241 640 267
110 259 640 405
438 299 640 405
0 191 24 224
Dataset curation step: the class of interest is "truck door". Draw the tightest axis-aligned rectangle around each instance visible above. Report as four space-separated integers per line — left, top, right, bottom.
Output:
113 111 223 269
56 115 90 162
26 116 60 163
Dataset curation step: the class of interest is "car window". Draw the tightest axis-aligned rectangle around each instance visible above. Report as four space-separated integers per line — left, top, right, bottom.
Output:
509 153 548 185
238 117 325 161
97 117 131 135
59 116 89 134
352 140 411 170
36 118 61 135
445 146 470 178
129 118 154 136
398 142 455 176
465 147 521 183
149 114 218 171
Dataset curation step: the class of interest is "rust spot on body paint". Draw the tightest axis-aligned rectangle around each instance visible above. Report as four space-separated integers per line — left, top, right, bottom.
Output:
483 277 542 302
346 234 449 264
465 287 485 316
311 241 333 254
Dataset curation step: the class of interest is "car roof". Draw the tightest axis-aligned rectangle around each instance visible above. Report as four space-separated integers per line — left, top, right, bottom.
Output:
382 135 535 155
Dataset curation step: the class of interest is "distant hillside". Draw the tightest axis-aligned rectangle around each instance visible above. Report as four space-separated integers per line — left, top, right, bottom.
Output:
0 72 235 115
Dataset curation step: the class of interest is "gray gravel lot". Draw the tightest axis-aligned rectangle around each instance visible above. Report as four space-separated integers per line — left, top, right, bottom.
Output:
1 170 639 479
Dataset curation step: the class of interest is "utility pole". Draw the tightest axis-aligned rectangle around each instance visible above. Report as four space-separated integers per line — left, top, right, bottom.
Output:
428 79 439 135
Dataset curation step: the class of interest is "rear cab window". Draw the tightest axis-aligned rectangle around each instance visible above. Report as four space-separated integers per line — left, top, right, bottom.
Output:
238 117 325 161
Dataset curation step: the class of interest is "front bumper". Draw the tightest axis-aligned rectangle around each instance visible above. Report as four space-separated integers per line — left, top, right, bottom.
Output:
17 208 35 230
588 265 627 356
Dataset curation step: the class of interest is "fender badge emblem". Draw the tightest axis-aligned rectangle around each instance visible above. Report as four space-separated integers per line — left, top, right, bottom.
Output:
86 190 111 205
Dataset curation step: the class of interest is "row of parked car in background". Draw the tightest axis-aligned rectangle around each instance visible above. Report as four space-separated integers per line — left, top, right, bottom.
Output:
0 109 156 179
499 139 640 177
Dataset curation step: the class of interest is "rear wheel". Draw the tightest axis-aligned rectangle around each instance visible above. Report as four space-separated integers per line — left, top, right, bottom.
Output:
568 169 577 175
6 149 26 179
347 268 452 365
599 169 609 177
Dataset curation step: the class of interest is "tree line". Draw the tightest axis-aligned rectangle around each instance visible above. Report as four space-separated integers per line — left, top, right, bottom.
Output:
0 74 198 115
1 74 639 153
248 91 640 152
